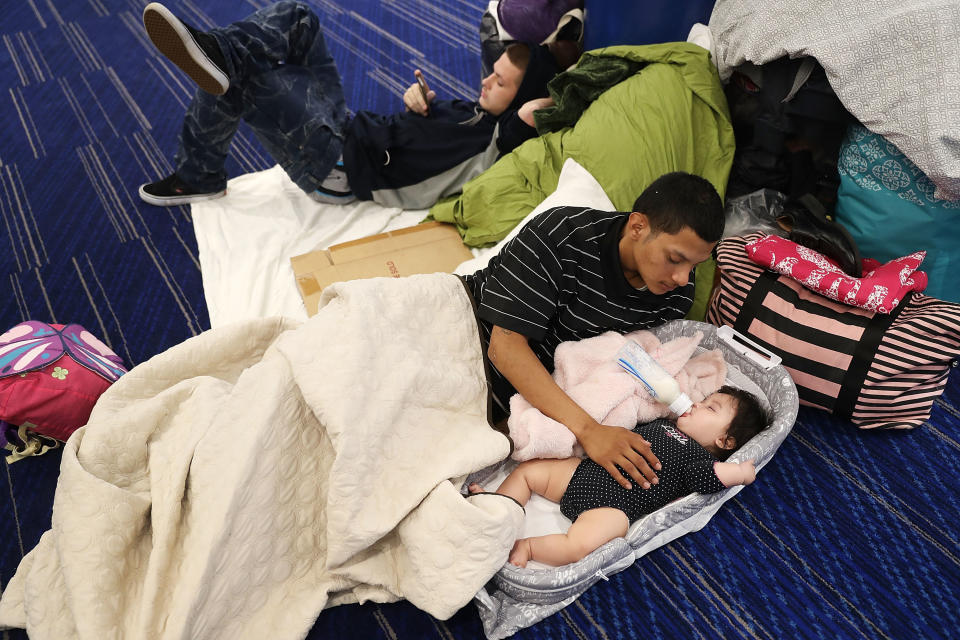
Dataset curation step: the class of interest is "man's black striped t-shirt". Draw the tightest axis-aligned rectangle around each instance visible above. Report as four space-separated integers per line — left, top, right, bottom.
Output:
462 205 696 419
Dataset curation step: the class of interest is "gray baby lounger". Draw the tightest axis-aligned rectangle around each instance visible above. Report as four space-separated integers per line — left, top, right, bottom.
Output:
466 320 800 639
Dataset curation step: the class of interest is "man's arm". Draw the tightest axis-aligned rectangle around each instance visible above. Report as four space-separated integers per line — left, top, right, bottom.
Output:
489 325 661 490
495 97 556 155
517 97 555 127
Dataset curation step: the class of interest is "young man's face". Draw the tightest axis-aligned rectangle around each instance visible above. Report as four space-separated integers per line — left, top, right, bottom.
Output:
619 212 716 296
478 52 525 116
676 392 738 452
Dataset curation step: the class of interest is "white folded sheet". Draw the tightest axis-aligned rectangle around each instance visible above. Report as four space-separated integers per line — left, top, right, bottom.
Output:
191 165 427 327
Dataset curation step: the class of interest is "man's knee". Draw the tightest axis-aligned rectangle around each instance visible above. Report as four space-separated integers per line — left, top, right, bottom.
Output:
270 0 318 28
273 0 322 54
276 0 312 14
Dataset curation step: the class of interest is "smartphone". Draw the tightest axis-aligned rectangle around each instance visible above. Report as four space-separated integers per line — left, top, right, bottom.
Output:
416 72 429 105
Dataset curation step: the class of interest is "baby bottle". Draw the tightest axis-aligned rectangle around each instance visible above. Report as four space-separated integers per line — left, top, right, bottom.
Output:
615 340 692 416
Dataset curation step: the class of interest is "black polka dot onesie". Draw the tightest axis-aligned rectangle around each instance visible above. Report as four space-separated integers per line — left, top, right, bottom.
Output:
559 418 727 524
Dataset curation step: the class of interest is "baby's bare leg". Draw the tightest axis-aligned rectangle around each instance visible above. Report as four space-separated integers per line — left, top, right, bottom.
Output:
495 457 582 506
510 508 629 567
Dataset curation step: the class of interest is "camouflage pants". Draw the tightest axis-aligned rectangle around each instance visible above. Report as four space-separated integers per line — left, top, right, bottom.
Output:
175 1 347 194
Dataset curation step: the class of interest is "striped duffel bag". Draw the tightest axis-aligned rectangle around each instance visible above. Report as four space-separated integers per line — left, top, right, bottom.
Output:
706 232 960 429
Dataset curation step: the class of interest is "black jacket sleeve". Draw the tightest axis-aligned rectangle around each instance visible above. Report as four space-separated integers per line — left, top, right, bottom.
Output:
495 109 539 157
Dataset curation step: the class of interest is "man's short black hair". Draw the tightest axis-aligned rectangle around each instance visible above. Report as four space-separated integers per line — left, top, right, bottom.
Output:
504 42 531 74
631 172 724 243
714 385 771 461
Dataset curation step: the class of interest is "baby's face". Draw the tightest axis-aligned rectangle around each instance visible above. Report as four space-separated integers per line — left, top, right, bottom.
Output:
675 392 738 451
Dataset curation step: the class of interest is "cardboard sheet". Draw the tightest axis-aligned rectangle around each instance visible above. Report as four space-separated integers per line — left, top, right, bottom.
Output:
191 166 430 326
291 221 474 315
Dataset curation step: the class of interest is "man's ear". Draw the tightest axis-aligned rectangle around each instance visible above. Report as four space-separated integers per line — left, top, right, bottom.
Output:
626 212 649 239
716 435 737 451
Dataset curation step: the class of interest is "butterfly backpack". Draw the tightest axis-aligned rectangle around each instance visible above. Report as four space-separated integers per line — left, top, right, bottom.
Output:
0 321 127 462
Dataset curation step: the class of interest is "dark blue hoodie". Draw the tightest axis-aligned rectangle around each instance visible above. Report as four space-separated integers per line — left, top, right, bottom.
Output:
342 44 559 208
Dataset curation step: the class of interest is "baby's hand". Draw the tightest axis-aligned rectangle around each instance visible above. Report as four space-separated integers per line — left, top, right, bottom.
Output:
713 459 757 487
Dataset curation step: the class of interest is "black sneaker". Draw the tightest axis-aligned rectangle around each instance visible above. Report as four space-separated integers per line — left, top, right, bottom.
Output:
142 2 229 95
309 187 357 205
139 173 225 206
309 161 357 204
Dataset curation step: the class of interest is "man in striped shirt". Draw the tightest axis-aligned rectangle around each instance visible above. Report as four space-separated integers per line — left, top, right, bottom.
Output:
463 172 724 490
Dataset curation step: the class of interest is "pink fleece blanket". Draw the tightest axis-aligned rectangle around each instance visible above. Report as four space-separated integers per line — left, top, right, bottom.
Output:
508 330 727 461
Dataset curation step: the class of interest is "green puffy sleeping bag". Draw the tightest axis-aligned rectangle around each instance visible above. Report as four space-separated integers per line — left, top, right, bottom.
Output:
429 42 735 320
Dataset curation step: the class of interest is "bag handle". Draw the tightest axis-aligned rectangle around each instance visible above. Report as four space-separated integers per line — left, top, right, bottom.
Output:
716 325 782 370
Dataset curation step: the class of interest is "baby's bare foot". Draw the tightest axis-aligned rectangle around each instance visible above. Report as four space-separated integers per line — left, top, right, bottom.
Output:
468 482 486 494
509 538 532 568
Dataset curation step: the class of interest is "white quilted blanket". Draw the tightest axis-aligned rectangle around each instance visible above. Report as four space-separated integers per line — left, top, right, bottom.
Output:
0 273 522 639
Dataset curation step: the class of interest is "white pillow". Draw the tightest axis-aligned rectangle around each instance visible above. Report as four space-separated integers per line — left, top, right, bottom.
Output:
454 158 615 275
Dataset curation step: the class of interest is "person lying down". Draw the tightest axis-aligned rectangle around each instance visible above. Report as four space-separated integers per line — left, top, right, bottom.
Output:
470 386 770 568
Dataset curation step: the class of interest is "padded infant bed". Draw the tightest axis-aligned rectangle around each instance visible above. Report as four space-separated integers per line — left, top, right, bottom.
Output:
466 319 799 639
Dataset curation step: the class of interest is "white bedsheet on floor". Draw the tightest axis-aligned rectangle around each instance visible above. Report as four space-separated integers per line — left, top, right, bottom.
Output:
191 159 613 328
191 165 429 327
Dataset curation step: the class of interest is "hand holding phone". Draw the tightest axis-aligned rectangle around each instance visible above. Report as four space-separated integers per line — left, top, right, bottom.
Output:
403 69 433 116
416 70 430 106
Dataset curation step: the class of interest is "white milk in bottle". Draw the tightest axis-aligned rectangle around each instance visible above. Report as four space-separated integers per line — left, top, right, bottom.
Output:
615 340 692 415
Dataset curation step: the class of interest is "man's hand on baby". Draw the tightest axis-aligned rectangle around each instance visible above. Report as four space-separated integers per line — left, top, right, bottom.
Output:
579 422 661 490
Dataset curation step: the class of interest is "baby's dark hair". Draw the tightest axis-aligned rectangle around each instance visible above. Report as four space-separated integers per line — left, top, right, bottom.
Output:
631 172 724 243
714 385 771 461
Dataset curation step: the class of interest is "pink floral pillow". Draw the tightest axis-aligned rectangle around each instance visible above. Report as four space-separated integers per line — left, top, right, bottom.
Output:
745 234 927 314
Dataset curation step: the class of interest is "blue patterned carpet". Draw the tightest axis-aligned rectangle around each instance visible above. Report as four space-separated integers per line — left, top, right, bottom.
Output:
2 1 959 639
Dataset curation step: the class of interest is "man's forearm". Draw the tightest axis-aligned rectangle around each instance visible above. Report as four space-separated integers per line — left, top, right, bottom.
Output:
487 324 661 489
517 97 555 127
488 326 595 435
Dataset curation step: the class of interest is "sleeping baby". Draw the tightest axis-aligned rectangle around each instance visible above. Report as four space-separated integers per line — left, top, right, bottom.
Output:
507 329 728 461
471 385 771 567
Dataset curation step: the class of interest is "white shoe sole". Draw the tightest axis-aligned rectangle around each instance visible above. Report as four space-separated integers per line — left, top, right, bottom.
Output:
142 2 229 95
138 184 226 207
